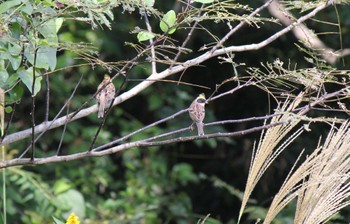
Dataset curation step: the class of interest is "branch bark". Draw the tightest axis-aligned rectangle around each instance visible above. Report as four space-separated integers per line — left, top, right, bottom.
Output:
267 0 350 64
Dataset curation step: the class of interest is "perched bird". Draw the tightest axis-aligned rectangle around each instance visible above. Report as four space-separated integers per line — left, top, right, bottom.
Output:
189 93 206 136
96 74 115 118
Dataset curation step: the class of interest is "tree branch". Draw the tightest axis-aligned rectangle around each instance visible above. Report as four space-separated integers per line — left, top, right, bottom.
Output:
0 121 284 168
267 0 350 64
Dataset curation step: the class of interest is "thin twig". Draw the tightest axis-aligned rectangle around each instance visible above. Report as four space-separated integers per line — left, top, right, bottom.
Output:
92 109 188 152
144 13 157 74
44 74 50 122
210 78 254 102
142 126 192 143
30 47 38 161
56 104 70 156
172 4 202 68
127 78 211 90
135 113 285 143
209 0 275 54
0 104 16 144
212 0 334 57
88 96 116 151
19 75 84 158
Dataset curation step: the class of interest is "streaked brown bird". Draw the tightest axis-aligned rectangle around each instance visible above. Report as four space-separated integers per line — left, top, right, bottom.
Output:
96 74 115 118
189 93 206 136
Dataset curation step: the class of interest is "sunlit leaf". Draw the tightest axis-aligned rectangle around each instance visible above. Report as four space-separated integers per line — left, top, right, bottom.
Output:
19 2 33 15
5 106 12 113
8 84 23 103
0 60 8 88
56 189 86 219
54 179 73 195
160 10 177 34
24 46 57 70
17 67 42 96
38 18 59 43
55 18 64 33
0 0 21 14
8 43 22 70
137 31 155 42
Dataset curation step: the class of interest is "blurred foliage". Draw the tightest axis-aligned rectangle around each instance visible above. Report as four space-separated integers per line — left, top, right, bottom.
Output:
0 0 350 223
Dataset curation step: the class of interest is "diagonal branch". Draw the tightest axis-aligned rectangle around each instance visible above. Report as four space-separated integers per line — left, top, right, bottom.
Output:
267 0 350 64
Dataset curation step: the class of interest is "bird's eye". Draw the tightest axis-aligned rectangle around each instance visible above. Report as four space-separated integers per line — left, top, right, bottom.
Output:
197 98 206 103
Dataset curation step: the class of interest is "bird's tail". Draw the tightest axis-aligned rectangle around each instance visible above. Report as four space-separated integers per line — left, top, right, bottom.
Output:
98 102 105 118
196 122 205 136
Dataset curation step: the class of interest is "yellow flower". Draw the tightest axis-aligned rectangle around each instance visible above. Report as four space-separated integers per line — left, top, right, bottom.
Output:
65 212 80 224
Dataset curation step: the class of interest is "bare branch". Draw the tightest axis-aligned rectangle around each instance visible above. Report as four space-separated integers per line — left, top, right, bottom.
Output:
93 109 188 152
30 47 38 160
267 0 350 64
19 75 84 158
0 121 284 169
56 105 70 156
210 0 275 53
144 13 157 74
44 74 50 122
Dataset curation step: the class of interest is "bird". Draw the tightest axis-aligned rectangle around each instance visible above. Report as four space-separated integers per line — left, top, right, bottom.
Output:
96 74 115 118
189 93 206 136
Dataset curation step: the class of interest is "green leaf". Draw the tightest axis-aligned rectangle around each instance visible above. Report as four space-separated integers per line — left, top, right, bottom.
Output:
0 60 8 88
52 216 65 224
19 2 33 15
38 18 59 43
54 179 73 194
6 73 19 87
45 46 57 70
17 67 42 96
160 10 177 34
8 84 23 103
9 22 22 39
137 31 155 42
5 106 13 113
8 43 22 70
172 163 199 185
55 18 64 33
0 45 8 60
24 46 57 70
56 189 86 219
8 43 22 55
0 0 21 14
193 0 214 3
